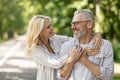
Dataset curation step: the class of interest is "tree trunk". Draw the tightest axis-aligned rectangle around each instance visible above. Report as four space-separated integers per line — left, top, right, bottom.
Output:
8 31 14 39
0 22 3 40
95 0 100 32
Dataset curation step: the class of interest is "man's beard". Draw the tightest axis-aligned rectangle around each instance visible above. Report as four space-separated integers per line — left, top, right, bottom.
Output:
74 30 86 40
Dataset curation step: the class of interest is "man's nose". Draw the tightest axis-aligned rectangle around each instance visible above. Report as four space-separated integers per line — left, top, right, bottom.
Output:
71 25 76 29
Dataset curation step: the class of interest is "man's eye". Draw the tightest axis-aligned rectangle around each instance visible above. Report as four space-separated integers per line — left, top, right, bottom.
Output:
74 22 79 25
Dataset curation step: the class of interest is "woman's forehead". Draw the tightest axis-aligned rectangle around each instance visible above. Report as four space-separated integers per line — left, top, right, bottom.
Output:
44 19 51 26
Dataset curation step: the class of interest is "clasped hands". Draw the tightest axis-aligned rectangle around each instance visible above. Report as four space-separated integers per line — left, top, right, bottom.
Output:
68 33 103 64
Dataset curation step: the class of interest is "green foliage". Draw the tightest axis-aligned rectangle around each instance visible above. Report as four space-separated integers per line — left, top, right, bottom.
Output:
113 43 120 62
100 0 120 41
114 74 120 80
0 0 24 39
0 0 120 61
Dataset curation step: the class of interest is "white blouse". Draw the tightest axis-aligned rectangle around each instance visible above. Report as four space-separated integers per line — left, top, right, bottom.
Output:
30 35 72 80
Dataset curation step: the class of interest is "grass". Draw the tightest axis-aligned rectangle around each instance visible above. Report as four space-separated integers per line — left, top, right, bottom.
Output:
114 74 120 80
0 39 8 44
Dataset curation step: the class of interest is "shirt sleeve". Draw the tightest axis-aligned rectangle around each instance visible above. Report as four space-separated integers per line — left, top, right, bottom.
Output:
57 69 67 80
97 41 114 80
57 43 70 80
31 47 68 69
54 34 72 44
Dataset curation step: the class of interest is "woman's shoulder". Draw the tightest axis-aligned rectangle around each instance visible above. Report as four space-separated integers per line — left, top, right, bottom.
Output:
30 45 43 52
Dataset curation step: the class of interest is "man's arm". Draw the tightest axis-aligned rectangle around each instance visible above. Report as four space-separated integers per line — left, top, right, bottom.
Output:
79 53 101 76
78 33 103 76
79 40 114 79
84 59 101 76
58 47 84 79
60 59 74 78
60 39 102 79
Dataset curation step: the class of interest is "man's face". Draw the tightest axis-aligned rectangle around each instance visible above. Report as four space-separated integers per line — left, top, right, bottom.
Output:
71 14 88 40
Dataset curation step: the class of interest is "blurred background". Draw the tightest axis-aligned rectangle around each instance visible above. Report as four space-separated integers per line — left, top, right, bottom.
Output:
0 0 120 80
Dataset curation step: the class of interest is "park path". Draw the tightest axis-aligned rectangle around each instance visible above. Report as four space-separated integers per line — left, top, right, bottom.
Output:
0 36 37 80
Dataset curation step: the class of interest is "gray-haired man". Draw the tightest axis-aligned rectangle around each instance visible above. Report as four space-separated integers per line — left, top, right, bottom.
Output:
57 9 114 80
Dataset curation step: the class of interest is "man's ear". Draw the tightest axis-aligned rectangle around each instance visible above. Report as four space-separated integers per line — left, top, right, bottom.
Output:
87 21 92 29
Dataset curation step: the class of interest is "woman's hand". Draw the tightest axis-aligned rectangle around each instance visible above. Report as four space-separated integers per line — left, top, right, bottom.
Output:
86 33 103 56
93 32 103 50
85 48 100 56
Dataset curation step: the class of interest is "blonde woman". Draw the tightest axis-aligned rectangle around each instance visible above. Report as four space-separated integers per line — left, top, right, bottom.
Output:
26 15 102 80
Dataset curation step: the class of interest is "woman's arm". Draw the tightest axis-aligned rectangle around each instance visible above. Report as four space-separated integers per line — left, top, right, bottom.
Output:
31 47 68 69
54 34 72 43
86 32 103 56
31 45 82 71
30 35 72 69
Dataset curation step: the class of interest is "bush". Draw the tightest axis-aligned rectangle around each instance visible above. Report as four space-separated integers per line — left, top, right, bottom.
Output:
113 43 120 63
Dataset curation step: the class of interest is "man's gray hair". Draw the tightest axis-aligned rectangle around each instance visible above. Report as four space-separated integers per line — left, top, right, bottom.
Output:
74 9 95 22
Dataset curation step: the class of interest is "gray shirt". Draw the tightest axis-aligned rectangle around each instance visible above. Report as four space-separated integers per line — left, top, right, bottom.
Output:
57 38 114 80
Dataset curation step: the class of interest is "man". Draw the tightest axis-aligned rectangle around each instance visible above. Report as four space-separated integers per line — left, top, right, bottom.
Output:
57 9 114 80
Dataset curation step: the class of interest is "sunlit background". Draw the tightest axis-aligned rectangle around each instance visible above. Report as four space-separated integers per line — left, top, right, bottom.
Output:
0 0 120 80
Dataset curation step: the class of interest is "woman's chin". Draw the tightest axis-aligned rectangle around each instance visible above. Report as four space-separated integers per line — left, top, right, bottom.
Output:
49 33 55 37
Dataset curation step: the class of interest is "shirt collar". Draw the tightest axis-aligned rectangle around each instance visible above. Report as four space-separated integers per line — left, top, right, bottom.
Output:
73 38 80 46
73 38 94 47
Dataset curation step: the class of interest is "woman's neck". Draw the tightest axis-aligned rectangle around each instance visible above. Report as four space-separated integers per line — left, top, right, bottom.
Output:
40 36 55 53
40 37 49 45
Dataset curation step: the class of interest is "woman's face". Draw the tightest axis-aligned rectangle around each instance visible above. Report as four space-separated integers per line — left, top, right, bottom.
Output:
40 19 54 38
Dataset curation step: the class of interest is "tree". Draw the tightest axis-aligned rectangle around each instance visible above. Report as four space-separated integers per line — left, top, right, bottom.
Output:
0 0 120 61
0 0 24 40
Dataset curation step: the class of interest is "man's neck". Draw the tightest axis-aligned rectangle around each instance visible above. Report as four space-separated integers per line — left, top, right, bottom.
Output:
79 33 93 44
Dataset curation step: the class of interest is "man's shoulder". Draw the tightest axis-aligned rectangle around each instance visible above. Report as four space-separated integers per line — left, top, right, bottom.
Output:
101 39 113 52
100 39 114 57
102 39 112 46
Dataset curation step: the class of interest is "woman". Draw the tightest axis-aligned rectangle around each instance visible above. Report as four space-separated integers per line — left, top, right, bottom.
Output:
26 15 102 80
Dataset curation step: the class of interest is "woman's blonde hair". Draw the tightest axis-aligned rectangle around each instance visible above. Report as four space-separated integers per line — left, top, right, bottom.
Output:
26 15 51 55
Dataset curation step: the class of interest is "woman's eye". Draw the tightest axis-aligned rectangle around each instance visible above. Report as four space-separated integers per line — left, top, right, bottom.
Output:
47 24 52 29
47 25 50 28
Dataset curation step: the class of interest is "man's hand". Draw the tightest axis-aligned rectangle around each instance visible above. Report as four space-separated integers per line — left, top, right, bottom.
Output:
60 46 84 78
68 46 83 64
78 49 87 63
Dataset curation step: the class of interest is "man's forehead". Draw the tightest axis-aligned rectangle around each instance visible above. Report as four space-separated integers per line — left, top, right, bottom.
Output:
73 14 84 21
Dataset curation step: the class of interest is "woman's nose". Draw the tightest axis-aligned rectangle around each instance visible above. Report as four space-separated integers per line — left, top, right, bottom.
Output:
51 26 54 30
